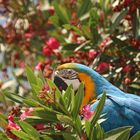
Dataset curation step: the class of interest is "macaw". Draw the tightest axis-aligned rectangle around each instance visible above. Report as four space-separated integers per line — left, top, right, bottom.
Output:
54 63 140 134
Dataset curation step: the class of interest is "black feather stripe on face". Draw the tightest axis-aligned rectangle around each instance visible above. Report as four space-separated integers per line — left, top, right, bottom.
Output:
54 75 68 91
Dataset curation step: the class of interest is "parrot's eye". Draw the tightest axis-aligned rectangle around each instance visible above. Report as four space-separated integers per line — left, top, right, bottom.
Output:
67 69 73 74
56 69 78 80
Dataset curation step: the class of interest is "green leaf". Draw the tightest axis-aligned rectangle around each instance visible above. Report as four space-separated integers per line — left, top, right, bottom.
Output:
81 25 92 39
94 123 104 140
31 84 42 95
25 66 40 98
11 130 31 140
129 83 140 91
126 46 140 52
49 14 59 26
110 9 128 32
105 126 132 140
78 0 92 17
70 87 75 113
34 108 59 123
132 11 140 38
130 131 140 140
72 83 84 119
19 121 40 140
111 37 127 47
90 93 106 126
41 135 53 140
63 24 83 35
47 79 67 113
0 131 11 140
90 123 104 140
88 93 106 139
85 121 91 137
42 131 75 137
74 40 91 52
53 2 70 24
0 117 7 128
64 85 73 109
89 8 100 44
25 66 37 86
3 91 24 104
74 116 83 136
62 43 79 51
63 133 77 140
0 113 7 120
57 114 73 126
116 128 132 140
23 98 39 107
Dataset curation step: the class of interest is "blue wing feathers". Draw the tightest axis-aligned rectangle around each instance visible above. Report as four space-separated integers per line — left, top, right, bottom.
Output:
90 94 140 134
109 95 140 114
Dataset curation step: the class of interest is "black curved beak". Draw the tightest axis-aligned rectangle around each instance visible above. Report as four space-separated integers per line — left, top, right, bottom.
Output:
54 75 68 91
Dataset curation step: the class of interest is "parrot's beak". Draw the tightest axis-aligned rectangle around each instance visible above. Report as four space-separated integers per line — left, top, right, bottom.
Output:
53 71 68 91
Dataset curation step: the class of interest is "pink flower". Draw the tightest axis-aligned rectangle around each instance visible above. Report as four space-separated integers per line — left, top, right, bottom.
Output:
82 104 94 120
34 124 46 130
5 115 20 140
42 46 52 56
55 123 65 130
124 0 131 6
7 121 21 130
122 64 133 73
46 37 60 50
35 62 44 71
7 116 21 130
99 37 110 49
48 7 55 15
124 77 131 85
96 62 110 73
88 50 98 59
20 107 33 121
8 115 14 122
18 61 25 68
24 32 34 40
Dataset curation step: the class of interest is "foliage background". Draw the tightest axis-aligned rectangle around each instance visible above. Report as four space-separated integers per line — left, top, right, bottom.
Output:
0 0 140 139
0 0 140 119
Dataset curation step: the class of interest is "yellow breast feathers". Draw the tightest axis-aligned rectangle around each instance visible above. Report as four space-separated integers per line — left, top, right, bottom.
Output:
78 72 95 107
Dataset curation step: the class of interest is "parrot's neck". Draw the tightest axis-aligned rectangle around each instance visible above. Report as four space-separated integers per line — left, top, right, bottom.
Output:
89 70 124 97
74 63 124 97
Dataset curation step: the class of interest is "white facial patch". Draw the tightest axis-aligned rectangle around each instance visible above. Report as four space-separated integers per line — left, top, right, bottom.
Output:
64 78 81 91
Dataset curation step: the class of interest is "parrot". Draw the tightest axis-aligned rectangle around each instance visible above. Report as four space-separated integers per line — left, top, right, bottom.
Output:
54 63 140 134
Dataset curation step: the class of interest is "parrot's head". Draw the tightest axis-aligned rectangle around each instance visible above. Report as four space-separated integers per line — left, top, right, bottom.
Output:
54 63 101 107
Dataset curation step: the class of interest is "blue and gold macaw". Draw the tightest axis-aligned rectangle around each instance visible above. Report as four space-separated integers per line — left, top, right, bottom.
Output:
54 63 140 134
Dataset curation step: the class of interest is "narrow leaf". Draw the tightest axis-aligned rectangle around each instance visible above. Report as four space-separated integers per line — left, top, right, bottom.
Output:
85 121 91 137
90 93 106 126
0 131 9 140
105 126 132 140
57 114 73 126
25 66 37 86
78 0 92 17
110 9 128 32
64 84 73 109
130 131 140 140
4 91 24 104
19 121 40 140
54 2 70 24
72 83 84 119
116 128 132 140
11 130 31 140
